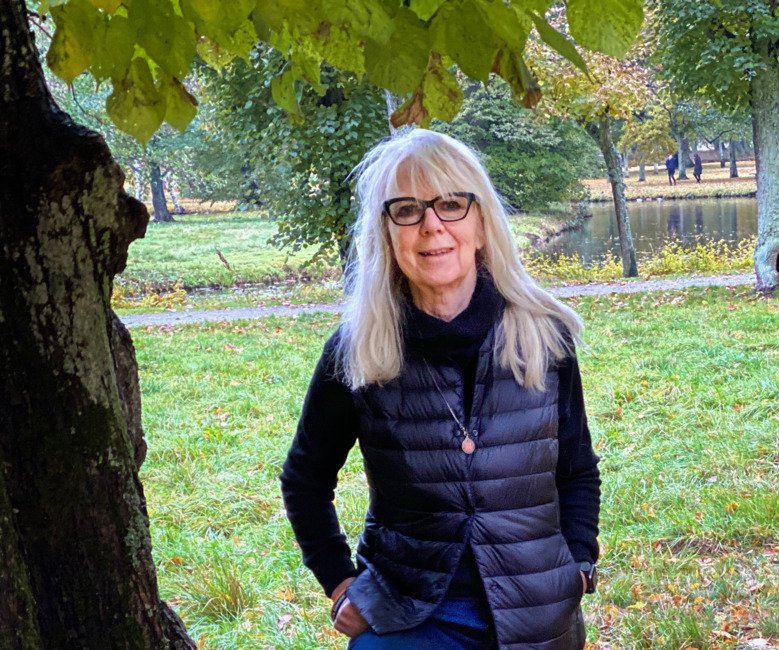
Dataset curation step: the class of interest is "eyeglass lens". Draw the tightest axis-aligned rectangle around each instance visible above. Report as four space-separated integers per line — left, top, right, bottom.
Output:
388 194 471 225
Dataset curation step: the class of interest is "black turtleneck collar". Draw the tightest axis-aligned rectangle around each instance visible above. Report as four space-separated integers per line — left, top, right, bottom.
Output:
404 272 505 364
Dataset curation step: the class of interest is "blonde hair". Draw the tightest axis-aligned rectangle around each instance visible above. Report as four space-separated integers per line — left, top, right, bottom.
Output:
338 128 582 391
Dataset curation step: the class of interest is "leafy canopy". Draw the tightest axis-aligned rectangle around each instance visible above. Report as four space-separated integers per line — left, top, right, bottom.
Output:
42 0 644 143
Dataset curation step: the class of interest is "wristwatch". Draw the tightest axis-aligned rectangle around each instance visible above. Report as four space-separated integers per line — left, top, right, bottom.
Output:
579 562 598 594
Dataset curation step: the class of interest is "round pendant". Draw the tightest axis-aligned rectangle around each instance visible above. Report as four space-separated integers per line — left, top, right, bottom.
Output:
461 437 476 454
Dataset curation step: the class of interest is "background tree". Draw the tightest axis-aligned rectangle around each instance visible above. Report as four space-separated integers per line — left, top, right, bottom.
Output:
651 0 779 294
199 49 388 265
433 76 602 210
528 23 652 277
618 104 675 181
3 0 644 645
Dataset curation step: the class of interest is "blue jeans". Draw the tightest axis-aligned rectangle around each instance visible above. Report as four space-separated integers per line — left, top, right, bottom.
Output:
346 594 496 649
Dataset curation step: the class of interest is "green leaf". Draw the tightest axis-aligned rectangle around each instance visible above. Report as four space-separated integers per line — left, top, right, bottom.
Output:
407 0 446 21
479 0 531 50
431 0 499 83
88 0 122 12
318 23 365 76
291 39 324 93
161 76 198 132
271 67 303 120
106 57 166 143
420 52 463 122
527 10 588 76
47 0 101 83
365 8 429 94
491 47 540 107
567 0 643 58
196 36 237 68
321 0 394 44
92 14 136 80
130 0 196 78
253 0 324 35
180 0 254 34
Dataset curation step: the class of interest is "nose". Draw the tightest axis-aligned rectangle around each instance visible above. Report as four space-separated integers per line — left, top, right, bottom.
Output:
420 206 444 233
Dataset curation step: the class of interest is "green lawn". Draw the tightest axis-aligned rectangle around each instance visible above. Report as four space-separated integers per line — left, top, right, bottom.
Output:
135 286 778 649
118 212 332 292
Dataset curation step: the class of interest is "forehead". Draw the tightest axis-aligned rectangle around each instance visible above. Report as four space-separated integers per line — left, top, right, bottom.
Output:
387 158 470 200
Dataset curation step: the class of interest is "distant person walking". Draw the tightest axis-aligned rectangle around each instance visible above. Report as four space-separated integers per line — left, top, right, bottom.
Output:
692 153 703 183
665 154 677 186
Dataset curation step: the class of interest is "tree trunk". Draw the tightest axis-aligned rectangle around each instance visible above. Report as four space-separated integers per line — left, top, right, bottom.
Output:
585 116 638 277
750 34 779 295
132 163 144 200
717 138 726 167
165 176 185 215
653 161 659 175
150 162 173 222
676 135 688 179
729 138 739 178
638 162 646 182
0 3 195 648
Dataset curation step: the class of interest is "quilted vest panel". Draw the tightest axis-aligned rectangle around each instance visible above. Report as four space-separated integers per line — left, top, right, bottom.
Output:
345 329 584 649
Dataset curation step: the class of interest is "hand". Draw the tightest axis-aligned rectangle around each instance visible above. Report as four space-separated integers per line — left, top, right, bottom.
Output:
333 599 370 639
331 577 369 639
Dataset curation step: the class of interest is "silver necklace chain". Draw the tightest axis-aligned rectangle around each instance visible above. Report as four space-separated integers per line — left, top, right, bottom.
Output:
423 359 476 454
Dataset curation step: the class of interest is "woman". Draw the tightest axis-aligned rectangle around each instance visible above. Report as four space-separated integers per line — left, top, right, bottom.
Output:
665 153 677 186
281 129 600 649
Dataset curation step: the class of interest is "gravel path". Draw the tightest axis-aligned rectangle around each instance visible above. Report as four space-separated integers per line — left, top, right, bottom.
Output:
121 272 755 329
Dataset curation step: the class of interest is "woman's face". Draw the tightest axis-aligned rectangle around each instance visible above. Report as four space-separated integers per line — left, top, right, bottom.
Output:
386 173 485 299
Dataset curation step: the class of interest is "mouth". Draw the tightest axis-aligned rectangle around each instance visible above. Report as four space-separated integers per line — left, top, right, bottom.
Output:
418 247 454 257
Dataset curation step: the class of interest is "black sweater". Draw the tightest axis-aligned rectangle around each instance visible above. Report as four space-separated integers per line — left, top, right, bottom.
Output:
280 277 601 597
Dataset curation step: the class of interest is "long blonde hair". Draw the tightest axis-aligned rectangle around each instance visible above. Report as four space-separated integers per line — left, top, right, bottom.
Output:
338 128 582 391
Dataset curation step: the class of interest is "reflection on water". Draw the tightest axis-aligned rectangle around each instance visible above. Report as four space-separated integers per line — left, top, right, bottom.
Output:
531 198 757 266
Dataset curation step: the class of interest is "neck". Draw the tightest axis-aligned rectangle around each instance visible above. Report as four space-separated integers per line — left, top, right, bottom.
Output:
409 271 478 322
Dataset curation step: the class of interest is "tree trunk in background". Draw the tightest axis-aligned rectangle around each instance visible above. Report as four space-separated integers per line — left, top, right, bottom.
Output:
750 34 779 295
132 164 144 200
165 177 185 215
586 116 638 277
717 138 726 167
150 162 173 222
0 3 196 647
638 162 646 182
676 135 688 179
729 138 739 178
653 161 659 175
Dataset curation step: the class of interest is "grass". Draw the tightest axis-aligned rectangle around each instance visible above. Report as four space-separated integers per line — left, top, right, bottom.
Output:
117 211 336 293
585 161 757 202
135 285 778 649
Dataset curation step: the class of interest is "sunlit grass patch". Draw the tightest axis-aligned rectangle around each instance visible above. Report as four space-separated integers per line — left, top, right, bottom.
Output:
136 288 778 648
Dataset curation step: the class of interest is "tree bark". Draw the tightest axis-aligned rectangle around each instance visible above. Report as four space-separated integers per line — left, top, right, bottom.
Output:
750 33 779 295
729 138 739 178
165 177 185 215
676 135 689 179
0 3 196 647
638 162 646 182
150 162 173 222
653 161 659 175
717 138 726 167
585 116 638 277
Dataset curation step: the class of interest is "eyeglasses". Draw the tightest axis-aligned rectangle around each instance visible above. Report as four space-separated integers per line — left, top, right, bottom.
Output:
383 192 478 226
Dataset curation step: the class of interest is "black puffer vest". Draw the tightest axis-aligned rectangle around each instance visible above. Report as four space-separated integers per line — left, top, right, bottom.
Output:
345 326 585 649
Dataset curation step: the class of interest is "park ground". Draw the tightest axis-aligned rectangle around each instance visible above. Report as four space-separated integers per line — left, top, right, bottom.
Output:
134 285 778 649
585 160 757 202
123 180 775 648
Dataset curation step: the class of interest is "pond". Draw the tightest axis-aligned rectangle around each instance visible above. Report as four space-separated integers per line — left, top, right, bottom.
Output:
540 198 757 265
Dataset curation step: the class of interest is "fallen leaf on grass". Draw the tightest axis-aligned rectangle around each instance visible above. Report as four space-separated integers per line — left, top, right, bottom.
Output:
277 613 292 630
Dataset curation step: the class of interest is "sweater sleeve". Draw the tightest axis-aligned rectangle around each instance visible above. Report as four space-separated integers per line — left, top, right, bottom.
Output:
556 350 601 565
279 332 360 596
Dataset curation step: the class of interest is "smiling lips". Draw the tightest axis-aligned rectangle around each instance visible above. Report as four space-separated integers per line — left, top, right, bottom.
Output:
419 247 454 257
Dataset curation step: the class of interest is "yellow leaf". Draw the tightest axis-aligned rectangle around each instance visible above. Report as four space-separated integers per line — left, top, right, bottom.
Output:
627 601 646 609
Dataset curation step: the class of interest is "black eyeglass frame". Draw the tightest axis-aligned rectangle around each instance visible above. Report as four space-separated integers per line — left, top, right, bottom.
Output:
383 192 479 226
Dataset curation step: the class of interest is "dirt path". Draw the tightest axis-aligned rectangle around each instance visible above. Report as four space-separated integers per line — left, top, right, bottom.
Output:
121 273 755 328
